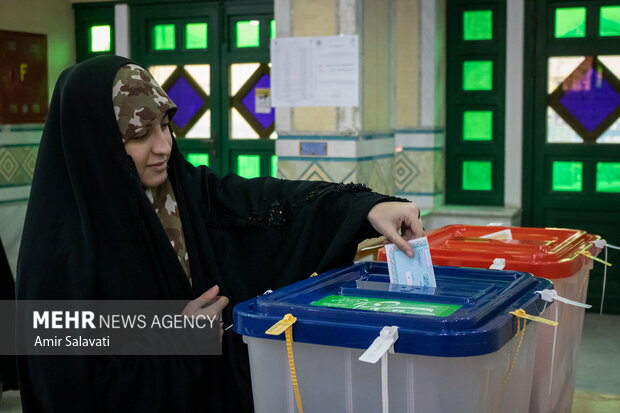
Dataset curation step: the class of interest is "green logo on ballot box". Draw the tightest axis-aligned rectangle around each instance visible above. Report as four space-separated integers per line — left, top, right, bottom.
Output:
311 295 461 317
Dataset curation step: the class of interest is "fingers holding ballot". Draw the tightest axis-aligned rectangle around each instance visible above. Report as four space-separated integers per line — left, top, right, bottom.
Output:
385 237 436 288
367 201 425 258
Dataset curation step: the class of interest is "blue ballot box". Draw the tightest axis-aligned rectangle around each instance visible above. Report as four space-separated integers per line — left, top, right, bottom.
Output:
234 262 553 413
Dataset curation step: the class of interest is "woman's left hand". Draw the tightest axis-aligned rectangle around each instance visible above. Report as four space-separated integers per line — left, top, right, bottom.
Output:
367 202 425 257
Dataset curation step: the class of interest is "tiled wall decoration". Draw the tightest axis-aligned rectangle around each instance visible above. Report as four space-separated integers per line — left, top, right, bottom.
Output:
0 144 38 187
394 129 444 209
276 133 395 195
0 124 42 275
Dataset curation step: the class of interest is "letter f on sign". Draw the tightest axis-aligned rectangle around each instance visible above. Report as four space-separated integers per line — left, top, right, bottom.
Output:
20 63 28 81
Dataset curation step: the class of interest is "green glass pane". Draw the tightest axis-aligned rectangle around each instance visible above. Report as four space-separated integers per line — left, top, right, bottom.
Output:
600 6 620 37
90 25 111 52
237 155 260 178
270 19 276 39
463 61 493 91
462 161 492 191
187 153 209 167
552 161 583 191
463 10 493 41
596 162 620 192
463 111 493 141
154 24 175 50
555 7 586 38
271 155 278 178
236 20 260 48
185 23 207 49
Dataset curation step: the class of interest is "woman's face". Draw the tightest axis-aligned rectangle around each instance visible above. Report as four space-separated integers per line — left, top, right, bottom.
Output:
124 112 172 187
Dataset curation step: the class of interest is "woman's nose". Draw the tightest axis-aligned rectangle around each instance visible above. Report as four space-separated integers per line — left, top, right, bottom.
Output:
152 127 172 154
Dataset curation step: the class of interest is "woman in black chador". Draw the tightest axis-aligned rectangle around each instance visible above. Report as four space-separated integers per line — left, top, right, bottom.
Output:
16 55 423 412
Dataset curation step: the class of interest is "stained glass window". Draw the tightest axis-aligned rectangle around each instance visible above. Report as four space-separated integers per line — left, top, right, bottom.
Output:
152 65 210 137
167 77 204 129
271 155 278 178
554 7 586 38
463 111 493 141
237 154 260 178
90 25 111 52
270 20 276 39
187 153 209 167
596 162 620 192
185 23 207 49
154 24 175 50
552 161 582 191
463 10 492 41
463 61 493 91
150 65 177 84
230 63 274 139
600 6 620 37
184 65 211 138
236 20 260 48
548 56 620 143
462 160 492 191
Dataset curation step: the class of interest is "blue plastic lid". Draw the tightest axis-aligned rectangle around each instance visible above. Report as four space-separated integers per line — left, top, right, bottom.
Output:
233 262 553 357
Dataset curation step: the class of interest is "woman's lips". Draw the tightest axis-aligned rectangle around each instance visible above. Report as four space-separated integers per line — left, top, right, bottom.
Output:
148 160 167 172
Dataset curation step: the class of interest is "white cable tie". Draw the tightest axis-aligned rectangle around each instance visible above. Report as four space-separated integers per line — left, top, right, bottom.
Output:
601 246 608 315
535 289 592 309
359 326 399 364
549 304 558 394
262 289 274 295
591 239 620 250
487 222 504 226
489 258 506 270
381 353 389 413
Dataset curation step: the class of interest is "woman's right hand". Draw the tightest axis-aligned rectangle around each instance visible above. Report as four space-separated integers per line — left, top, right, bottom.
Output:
182 285 229 341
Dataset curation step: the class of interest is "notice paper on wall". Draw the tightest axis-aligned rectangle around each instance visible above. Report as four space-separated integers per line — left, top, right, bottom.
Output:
270 35 359 107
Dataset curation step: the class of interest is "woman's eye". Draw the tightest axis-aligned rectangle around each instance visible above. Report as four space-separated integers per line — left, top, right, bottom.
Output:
132 133 148 140
161 122 170 129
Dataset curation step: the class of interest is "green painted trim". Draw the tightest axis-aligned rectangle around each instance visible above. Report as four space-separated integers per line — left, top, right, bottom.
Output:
278 154 394 162
0 144 39 148
401 147 442 152
73 3 115 63
0 197 29 205
394 128 444 134
445 0 506 206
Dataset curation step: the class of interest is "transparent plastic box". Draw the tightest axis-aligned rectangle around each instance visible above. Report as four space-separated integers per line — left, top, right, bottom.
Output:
234 262 552 413
421 225 600 413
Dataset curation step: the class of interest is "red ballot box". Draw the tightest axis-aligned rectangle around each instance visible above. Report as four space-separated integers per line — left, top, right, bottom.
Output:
380 225 601 413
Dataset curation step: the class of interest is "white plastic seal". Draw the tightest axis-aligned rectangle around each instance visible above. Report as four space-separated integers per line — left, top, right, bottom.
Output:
360 326 399 413
535 288 590 394
489 258 506 270
535 289 592 309
359 325 399 364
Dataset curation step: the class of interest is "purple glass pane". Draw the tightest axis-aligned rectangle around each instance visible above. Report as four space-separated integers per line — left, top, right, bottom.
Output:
240 74 274 129
559 68 620 132
166 76 205 129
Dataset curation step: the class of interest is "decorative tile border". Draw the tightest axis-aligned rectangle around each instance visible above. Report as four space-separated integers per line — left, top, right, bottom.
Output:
0 144 38 187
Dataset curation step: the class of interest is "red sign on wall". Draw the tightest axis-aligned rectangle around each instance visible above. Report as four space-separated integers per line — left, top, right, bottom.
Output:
0 30 48 124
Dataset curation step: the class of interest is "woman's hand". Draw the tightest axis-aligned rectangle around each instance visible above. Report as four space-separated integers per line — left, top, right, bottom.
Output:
367 202 424 257
182 285 229 341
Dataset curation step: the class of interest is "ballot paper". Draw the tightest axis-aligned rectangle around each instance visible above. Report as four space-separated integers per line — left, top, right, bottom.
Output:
385 237 436 287
480 229 513 241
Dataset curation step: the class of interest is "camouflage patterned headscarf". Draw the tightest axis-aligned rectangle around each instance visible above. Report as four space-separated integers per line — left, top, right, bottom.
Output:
112 63 177 143
113 64 191 283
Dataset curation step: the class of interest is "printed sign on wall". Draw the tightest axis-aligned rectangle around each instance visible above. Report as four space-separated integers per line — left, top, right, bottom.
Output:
0 30 48 124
